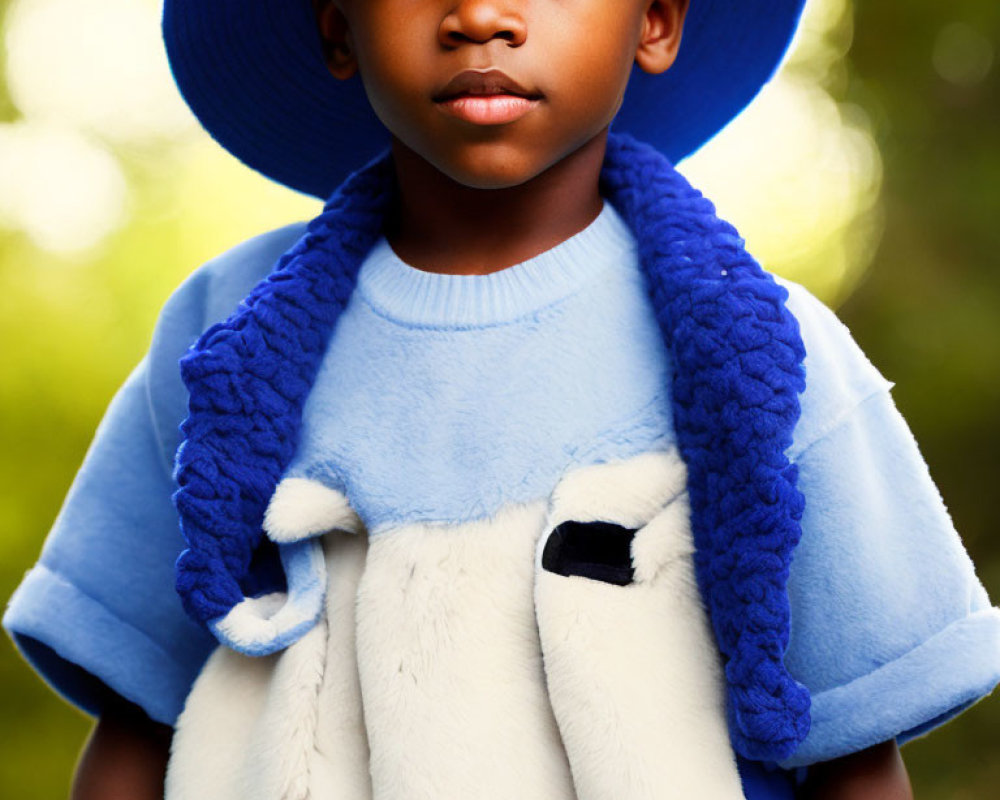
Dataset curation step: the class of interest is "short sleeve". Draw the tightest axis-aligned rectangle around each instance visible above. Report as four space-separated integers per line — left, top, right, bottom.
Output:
775 279 1000 767
3 222 307 726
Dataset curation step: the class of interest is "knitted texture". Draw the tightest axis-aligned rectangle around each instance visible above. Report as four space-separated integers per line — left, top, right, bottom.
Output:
602 134 810 761
173 132 810 761
173 152 393 623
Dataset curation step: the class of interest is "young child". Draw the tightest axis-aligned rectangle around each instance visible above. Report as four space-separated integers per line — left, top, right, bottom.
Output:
5 0 999 798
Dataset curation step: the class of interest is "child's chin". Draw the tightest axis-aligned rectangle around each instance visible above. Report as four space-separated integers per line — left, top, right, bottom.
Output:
434 149 556 191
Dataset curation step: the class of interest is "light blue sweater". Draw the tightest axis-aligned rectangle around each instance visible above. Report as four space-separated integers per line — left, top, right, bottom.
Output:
5 205 999 771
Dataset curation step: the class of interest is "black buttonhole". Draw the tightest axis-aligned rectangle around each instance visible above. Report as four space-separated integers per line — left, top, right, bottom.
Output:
541 520 637 586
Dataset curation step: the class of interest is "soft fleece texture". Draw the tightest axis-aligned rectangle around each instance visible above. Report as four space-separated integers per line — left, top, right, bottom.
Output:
167 450 745 800
533 452 745 798
173 135 811 760
5 149 1000 775
166 532 373 800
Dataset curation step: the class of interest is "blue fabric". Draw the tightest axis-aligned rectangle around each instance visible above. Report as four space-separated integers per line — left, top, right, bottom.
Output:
288 202 675 532
208 537 328 656
3 223 304 725
4 167 999 766
161 0 807 197
602 136 809 759
2 358 215 724
173 152 393 625
738 757 799 800
171 134 810 760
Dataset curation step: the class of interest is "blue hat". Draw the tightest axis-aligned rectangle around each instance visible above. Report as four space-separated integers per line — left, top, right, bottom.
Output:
163 0 808 199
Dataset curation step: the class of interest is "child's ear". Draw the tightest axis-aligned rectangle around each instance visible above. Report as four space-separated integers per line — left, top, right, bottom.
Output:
313 0 358 81
634 0 690 76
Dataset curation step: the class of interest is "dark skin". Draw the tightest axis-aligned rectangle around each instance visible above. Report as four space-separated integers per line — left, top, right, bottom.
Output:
799 741 913 800
72 695 172 800
73 1 914 797
316 0 684 274
74 702 913 800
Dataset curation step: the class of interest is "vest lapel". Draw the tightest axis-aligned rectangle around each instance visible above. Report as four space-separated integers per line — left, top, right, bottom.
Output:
174 132 811 763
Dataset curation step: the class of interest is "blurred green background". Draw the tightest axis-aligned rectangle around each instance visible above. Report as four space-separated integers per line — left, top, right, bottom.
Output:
1 0 997 797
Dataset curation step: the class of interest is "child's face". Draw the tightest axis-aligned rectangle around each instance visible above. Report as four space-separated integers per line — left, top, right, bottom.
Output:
319 0 687 189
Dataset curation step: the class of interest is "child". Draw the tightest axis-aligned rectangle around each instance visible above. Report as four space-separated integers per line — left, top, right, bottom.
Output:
5 0 999 798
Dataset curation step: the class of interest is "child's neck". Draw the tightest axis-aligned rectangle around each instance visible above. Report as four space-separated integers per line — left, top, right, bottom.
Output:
387 132 607 276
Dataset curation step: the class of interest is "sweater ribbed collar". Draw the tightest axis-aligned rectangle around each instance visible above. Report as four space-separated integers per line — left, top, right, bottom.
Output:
174 133 811 763
356 202 634 327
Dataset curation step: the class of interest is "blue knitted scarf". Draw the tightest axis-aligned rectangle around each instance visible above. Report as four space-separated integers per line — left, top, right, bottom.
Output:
173 132 810 762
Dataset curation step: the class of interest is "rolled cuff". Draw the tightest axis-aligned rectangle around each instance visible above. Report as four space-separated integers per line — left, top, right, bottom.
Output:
3 563 208 726
780 607 1000 768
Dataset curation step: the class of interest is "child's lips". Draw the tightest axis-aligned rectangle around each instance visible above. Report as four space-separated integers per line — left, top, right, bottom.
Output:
433 68 542 126
436 94 541 125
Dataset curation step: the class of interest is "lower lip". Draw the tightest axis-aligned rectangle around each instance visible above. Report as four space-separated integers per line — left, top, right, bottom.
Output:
436 94 540 125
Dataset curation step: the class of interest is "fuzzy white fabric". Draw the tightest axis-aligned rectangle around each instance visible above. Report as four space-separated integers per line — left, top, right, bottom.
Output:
535 450 745 799
166 532 371 800
355 499 577 800
208 479 365 655
165 640 277 800
265 478 364 543
168 450 743 799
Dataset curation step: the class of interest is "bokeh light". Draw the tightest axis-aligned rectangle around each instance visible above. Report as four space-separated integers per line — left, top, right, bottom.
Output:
5 0 195 141
1 0 317 256
0 121 127 253
933 21 994 88
681 0 883 304
5 0 999 798
1 0 882 296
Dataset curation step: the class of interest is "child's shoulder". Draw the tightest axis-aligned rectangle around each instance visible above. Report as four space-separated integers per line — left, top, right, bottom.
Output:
771 275 894 456
145 222 307 458
161 222 308 332
154 221 305 345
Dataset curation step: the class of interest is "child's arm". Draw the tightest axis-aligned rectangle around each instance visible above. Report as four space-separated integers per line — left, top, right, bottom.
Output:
773 278 1000 777
798 740 913 800
71 695 172 800
4 227 305 796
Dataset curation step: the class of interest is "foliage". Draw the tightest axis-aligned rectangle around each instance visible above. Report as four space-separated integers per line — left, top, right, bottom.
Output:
1 0 998 797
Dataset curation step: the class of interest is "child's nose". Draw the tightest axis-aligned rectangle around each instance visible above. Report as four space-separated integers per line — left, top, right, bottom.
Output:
438 0 527 48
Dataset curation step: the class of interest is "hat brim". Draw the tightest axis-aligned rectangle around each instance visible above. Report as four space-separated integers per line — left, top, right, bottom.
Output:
163 0 807 199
